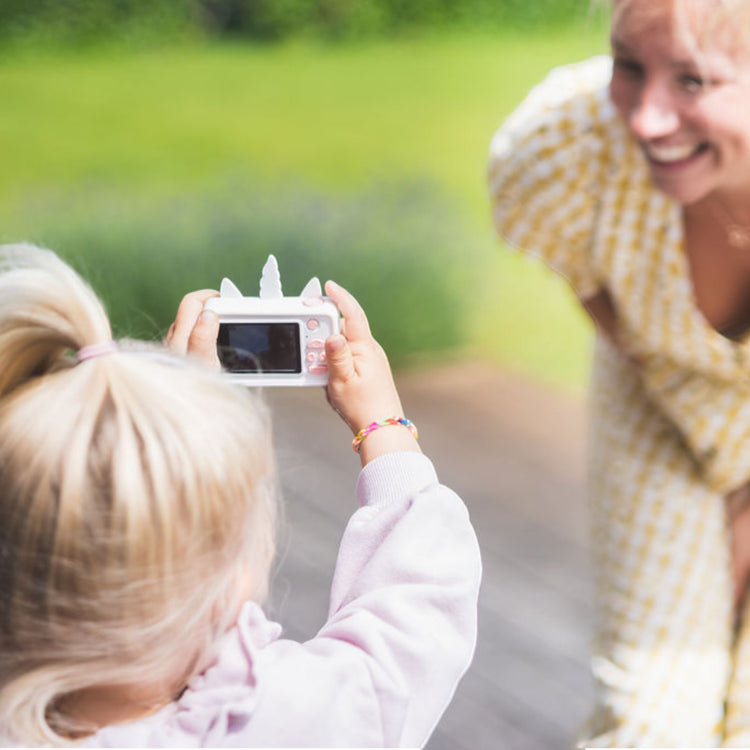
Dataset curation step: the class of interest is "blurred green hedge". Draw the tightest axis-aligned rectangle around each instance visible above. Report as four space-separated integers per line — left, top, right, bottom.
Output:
2 176 477 368
0 0 592 47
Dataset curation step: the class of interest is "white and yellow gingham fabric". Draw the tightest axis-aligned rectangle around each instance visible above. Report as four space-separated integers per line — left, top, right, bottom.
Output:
488 56 750 747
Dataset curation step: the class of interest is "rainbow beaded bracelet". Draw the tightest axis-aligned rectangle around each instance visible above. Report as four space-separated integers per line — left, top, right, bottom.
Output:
352 417 419 453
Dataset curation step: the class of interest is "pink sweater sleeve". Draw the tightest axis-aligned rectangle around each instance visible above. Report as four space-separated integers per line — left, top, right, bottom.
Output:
89 452 481 748
243 453 481 748
323 451 482 746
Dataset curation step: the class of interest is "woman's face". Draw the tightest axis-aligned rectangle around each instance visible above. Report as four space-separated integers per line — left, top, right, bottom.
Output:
609 0 750 205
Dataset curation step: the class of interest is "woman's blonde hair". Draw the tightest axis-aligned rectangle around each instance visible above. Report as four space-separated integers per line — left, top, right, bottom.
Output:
0 243 277 744
610 0 750 62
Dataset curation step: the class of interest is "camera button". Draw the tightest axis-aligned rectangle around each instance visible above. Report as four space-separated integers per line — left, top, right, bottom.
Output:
306 352 318 363
307 338 325 349
309 365 328 375
306 318 320 331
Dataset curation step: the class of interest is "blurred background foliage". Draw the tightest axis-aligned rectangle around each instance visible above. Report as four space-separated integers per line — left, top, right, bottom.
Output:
0 1 608 388
0 0 596 47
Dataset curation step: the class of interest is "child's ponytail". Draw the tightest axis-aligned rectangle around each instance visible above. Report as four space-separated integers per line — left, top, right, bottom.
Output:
0 243 277 745
0 242 112 399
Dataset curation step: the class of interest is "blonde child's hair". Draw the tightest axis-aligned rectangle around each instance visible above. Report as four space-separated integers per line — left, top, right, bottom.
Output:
0 243 277 745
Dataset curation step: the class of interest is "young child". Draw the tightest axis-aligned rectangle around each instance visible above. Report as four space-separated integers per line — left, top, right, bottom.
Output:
0 242 481 747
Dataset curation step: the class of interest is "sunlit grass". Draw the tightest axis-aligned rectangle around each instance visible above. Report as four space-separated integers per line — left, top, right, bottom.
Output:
0 28 607 203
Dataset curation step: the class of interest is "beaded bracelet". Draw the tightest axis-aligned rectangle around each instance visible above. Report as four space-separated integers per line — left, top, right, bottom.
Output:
352 417 419 453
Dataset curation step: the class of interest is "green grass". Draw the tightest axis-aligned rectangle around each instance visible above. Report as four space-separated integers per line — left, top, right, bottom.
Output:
0 29 608 208
0 26 608 391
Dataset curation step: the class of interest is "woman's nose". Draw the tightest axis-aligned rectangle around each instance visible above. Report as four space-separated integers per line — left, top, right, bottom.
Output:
628 80 680 140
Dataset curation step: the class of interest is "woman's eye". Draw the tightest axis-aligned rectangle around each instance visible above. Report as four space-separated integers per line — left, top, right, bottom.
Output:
680 74 707 92
613 57 643 77
679 71 724 93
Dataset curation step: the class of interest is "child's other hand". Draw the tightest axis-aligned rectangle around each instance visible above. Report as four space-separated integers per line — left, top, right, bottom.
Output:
166 290 221 369
324 281 420 465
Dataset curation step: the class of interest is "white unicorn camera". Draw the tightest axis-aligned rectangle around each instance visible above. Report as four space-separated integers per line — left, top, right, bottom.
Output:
204 255 340 387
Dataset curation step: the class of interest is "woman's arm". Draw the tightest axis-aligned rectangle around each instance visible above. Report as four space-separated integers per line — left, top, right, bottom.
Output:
581 287 641 365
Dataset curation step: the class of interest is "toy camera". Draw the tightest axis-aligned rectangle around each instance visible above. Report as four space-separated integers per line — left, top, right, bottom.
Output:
204 255 340 387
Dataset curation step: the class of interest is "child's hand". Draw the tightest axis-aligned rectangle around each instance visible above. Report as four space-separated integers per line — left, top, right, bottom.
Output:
165 290 221 369
324 281 420 465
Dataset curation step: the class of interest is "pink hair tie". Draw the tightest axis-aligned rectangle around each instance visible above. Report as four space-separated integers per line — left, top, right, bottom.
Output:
76 341 119 363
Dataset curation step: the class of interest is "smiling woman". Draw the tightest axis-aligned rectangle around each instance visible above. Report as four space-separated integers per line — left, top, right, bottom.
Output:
487 0 750 745
609 0 750 208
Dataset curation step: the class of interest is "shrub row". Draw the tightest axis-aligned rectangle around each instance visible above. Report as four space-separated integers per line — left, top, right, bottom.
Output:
3 177 476 366
0 0 592 47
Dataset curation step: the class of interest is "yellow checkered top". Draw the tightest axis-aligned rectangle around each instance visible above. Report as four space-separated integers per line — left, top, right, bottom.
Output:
488 56 750 495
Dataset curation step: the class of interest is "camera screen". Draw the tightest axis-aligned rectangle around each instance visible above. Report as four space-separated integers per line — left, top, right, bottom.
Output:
217 322 301 374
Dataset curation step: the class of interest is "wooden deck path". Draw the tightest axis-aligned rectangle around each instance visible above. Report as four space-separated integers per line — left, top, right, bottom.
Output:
265 363 593 750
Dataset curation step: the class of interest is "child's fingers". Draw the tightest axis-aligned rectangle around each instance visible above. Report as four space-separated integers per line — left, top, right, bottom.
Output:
187 309 221 368
325 280 371 342
166 290 219 354
325 334 356 381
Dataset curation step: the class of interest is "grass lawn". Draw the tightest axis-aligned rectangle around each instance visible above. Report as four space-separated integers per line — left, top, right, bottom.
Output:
0 24 608 391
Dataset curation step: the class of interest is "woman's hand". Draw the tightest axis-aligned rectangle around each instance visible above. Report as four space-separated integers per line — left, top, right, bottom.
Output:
324 280 420 465
165 289 221 369
727 483 750 616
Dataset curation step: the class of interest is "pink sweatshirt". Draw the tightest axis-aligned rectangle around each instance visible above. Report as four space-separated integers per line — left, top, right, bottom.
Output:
87 452 482 748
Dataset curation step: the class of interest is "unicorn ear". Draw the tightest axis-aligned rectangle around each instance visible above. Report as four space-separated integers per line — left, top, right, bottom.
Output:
220 278 243 298
300 277 322 298
259 254 283 299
